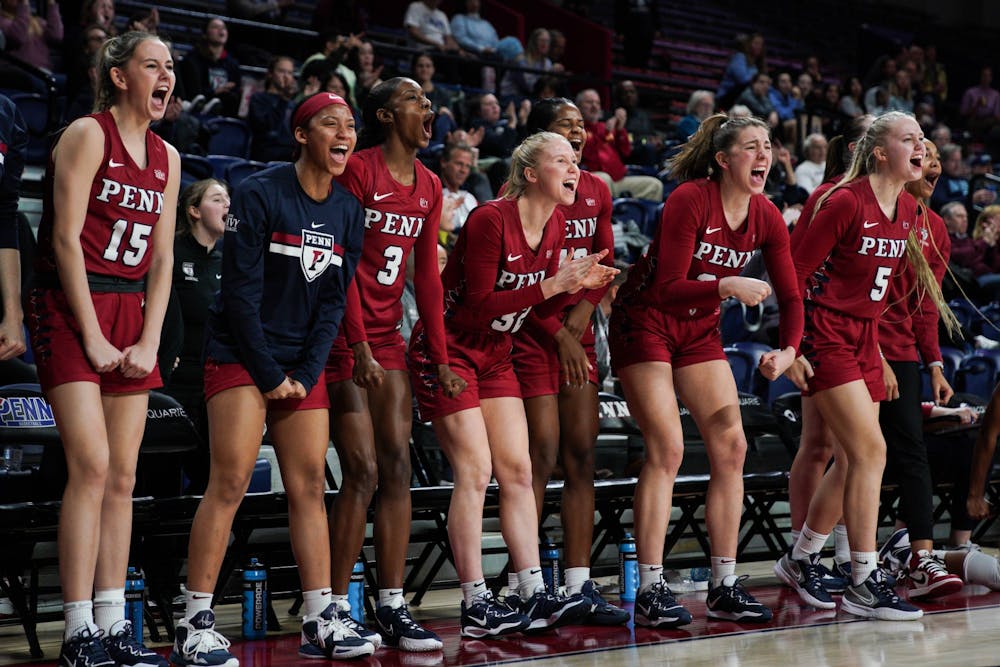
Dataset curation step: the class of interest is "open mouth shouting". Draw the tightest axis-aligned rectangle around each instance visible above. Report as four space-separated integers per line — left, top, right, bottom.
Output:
422 111 434 142
330 142 351 166
750 166 767 189
151 86 170 113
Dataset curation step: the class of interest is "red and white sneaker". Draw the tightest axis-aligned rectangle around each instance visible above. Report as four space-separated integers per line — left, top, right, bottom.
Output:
906 550 963 599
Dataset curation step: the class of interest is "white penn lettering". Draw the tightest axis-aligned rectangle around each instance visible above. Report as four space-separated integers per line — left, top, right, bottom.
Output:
692 242 755 269
94 178 163 214
496 269 546 290
363 208 425 237
857 236 906 258
565 217 598 240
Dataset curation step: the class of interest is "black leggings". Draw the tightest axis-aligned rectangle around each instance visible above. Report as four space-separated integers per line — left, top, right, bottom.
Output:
880 360 934 541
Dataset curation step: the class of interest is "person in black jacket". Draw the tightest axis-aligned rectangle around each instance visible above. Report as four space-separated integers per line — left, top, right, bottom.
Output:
178 17 243 117
248 55 298 162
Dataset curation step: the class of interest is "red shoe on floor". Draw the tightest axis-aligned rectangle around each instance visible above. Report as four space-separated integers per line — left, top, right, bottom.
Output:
906 551 964 599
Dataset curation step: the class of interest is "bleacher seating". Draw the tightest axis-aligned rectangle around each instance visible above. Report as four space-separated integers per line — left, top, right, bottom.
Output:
224 159 268 188
203 117 251 159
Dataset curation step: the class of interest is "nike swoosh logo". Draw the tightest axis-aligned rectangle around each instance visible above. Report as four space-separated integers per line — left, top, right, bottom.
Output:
215 274 222 279
109 159 125 168
705 226 721 235
192 594 212 599
863 221 879 228
373 192 393 201
529 568 541 575
507 253 523 262
853 559 869 565
311 222 325 229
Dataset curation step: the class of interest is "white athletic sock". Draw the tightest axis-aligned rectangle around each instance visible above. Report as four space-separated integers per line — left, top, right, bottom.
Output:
792 524 829 561
710 557 737 587
851 551 878 586
962 550 1000 590
507 571 519 595
638 564 663 594
564 567 589 595
790 528 801 545
378 588 404 609
461 579 489 607
302 588 332 619
833 524 850 565
517 567 545 598
63 600 97 640
93 588 126 634
184 589 213 621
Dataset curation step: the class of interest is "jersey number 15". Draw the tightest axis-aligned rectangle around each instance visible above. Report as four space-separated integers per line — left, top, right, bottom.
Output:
103 219 153 267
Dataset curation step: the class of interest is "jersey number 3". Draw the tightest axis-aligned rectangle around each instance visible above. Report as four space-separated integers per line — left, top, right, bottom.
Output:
377 245 404 286
103 219 152 266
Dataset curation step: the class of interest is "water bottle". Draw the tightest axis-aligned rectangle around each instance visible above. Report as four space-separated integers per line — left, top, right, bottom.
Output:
690 566 711 591
124 567 144 642
540 542 561 593
348 558 365 624
242 558 267 639
618 533 638 602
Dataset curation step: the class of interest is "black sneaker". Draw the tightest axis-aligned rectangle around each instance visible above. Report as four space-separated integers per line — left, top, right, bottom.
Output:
634 581 692 628
579 580 630 625
170 610 238 667
375 602 443 652
519 588 591 631
706 575 772 623
299 603 374 660
841 569 923 621
332 599 383 649
103 621 168 667
460 593 530 639
773 553 836 609
60 627 114 667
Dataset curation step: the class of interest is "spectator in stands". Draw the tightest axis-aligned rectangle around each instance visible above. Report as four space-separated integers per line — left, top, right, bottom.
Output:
28 32 179 667
248 55 298 162
576 88 663 202
407 131 610 639
65 22 107 112
863 54 896 108
971 204 1000 273
404 0 472 85
348 40 384 106
449 0 501 56
770 72 803 137
302 33 361 107
967 154 997 215
611 113 800 627
470 92 525 192
400 244 448 344
512 98 626 626
930 123 951 147
920 44 947 105
800 55 822 85
797 72 822 110
443 128 493 202
325 71 362 127
736 72 779 128
324 77 462 652
716 32 765 109
961 65 1000 141
615 79 663 166
794 133 828 194
499 27 561 103
943 201 994 278
412 52 458 125
549 28 567 70
764 139 801 204
0 0 63 87
615 0 660 69
62 0 114 83
675 89 714 141
0 94 27 363
178 17 243 118
174 91 370 665
159 179 228 492
438 142 479 243
931 144 969 211
839 76 865 118
227 0 292 22
888 69 915 113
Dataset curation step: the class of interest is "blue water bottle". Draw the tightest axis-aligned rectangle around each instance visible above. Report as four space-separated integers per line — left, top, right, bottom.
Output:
242 558 267 639
540 542 560 593
348 558 365 624
618 533 638 602
124 567 144 642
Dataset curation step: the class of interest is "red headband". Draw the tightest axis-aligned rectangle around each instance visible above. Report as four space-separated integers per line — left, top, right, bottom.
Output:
291 93 349 132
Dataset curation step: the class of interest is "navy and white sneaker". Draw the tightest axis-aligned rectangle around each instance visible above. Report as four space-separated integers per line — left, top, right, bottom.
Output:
579 580 630 625
375 602 443 652
519 588 590 631
332 599 383 649
299 603 373 660
460 593 530 639
773 553 836 610
706 575 772 623
60 627 114 667
104 621 168 667
841 568 923 621
814 560 849 594
170 610 238 667
634 581 692 628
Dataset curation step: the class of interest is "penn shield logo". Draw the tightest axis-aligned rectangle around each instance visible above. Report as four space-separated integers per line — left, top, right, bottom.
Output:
269 229 344 282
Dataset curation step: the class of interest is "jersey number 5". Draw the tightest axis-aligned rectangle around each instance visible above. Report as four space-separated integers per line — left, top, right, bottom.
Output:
103 219 152 267
870 266 891 301
377 245 404 286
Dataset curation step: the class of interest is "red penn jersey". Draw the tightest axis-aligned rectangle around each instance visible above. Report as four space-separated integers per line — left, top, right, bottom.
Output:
36 111 170 280
442 198 563 335
878 206 950 363
336 147 444 339
618 178 799 318
794 176 917 320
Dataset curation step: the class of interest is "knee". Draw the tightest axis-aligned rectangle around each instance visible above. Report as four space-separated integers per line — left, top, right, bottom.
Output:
496 459 533 491
643 440 684 476
710 430 748 472
454 459 493 493
104 467 137 499
208 469 254 507
338 451 379 497
530 440 559 478
560 443 595 481
66 451 110 491
286 470 328 505
378 450 412 493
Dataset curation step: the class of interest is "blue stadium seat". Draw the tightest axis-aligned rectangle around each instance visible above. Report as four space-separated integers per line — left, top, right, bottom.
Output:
948 299 976 332
206 154 244 181
767 374 800 405
955 349 1000 399
979 303 1000 341
8 93 51 165
180 153 213 189
720 298 763 345
224 159 268 188
724 346 758 394
977 273 1000 303
203 117 251 158
731 341 772 396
